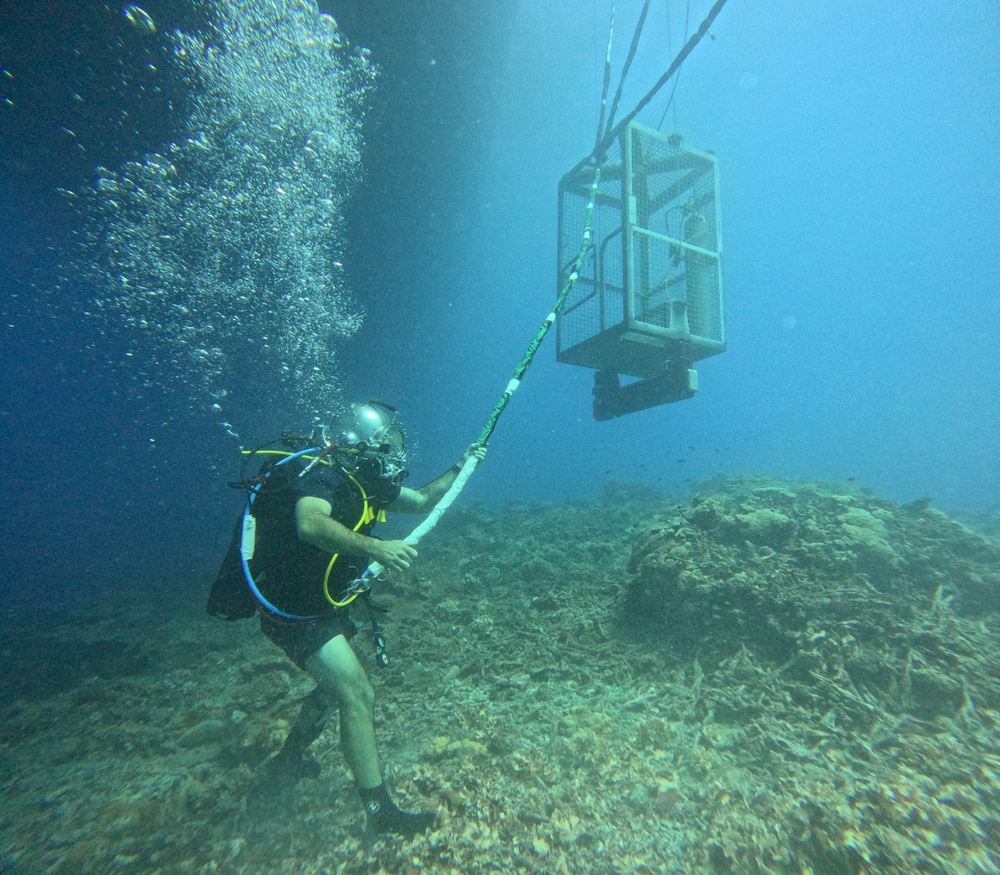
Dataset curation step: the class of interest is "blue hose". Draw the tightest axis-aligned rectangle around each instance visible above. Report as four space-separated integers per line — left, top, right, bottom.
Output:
241 447 324 622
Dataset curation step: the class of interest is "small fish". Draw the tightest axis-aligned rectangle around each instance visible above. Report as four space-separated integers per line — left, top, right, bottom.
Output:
123 5 156 35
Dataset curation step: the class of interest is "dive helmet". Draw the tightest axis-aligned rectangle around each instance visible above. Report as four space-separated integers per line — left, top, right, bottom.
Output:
335 401 408 486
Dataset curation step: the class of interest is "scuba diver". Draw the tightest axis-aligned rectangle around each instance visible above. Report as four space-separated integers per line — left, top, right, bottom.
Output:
209 401 486 838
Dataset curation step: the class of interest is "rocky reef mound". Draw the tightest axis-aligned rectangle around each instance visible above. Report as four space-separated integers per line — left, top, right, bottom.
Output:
625 476 1000 871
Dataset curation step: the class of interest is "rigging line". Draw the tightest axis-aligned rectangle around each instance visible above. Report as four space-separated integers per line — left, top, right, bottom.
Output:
656 70 683 131
602 0 653 143
592 0 729 161
657 0 678 131
594 0 615 153
657 0 693 132
658 0 689 134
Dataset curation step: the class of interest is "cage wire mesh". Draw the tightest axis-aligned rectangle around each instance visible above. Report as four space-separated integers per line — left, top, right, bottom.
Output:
557 123 724 381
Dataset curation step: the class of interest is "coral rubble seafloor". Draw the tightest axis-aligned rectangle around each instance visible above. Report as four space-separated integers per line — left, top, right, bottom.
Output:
1 476 998 873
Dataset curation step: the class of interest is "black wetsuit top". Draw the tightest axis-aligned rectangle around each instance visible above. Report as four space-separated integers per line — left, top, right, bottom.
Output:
248 457 394 617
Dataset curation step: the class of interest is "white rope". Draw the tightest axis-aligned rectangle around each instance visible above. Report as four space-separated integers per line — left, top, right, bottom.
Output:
361 455 481 580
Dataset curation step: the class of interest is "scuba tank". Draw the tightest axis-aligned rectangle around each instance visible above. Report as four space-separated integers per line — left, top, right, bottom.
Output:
682 212 713 338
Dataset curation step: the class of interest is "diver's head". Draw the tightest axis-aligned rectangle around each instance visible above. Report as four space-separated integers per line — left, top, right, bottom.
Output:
334 400 408 489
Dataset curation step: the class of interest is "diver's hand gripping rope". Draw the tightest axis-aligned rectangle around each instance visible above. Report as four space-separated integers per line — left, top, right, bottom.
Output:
360 453 480 583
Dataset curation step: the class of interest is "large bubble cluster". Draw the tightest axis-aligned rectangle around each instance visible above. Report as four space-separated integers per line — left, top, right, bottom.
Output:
64 0 375 424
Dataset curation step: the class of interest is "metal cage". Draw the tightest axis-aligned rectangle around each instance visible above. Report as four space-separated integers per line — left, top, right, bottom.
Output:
557 124 725 418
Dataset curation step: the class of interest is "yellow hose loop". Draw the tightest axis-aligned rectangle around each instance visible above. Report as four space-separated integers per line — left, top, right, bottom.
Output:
323 470 371 608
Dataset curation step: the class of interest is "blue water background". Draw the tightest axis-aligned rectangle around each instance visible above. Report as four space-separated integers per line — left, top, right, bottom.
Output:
0 1 997 607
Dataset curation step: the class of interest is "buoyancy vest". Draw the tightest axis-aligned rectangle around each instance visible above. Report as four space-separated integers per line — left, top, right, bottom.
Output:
207 449 397 621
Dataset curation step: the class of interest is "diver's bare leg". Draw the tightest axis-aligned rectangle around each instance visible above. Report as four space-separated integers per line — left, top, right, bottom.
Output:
305 634 382 788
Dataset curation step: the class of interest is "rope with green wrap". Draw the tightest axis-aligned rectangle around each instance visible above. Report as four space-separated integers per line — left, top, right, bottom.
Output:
356 170 602 584
594 0 615 154
470 0 616 450
476 167 601 448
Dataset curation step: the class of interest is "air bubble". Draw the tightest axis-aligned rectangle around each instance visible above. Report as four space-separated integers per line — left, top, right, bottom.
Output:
61 0 374 423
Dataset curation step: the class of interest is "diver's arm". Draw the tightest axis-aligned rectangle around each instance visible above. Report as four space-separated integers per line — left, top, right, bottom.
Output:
295 496 416 571
391 443 487 514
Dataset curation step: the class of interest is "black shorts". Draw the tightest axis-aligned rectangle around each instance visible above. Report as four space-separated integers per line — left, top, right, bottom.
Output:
259 611 358 669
